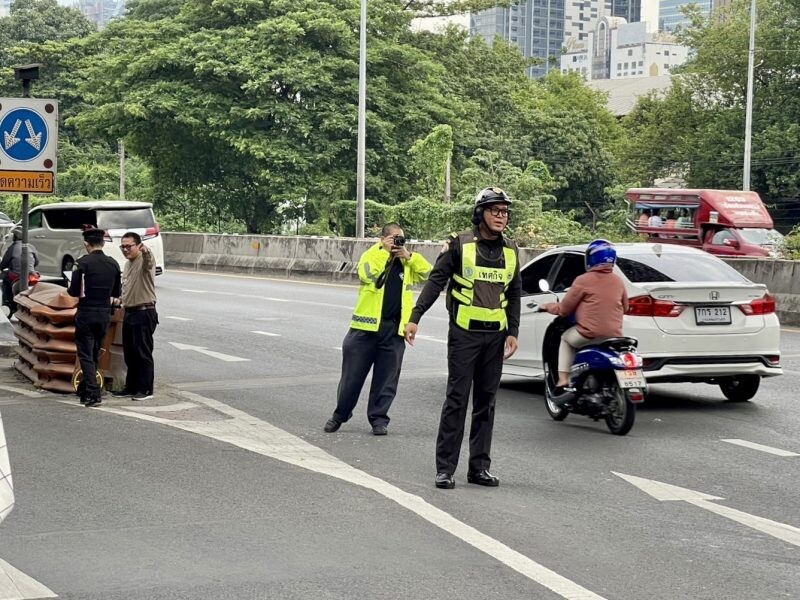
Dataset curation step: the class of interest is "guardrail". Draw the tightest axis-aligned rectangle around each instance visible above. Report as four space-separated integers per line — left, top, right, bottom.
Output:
162 232 800 326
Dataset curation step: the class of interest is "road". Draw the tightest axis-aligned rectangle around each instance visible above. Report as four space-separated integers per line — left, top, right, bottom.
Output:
0 270 798 600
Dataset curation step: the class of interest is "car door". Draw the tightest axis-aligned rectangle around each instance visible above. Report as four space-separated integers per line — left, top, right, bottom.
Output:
27 209 58 276
504 252 560 375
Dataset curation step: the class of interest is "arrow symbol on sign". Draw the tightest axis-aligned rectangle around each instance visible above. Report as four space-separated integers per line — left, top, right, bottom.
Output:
613 472 800 547
3 119 21 150
168 342 250 363
23 119 41 150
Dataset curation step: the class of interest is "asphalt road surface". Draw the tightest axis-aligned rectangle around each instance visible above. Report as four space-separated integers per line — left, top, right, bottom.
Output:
1 270 798 600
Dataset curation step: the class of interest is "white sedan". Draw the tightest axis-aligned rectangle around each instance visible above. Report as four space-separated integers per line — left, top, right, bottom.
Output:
504 243 782 401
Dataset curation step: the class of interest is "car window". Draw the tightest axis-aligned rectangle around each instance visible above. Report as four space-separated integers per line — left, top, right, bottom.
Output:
43 208 97 230
551 253 585 292
711 229 735 245
521 254 558 295
616 253 748 283
96 208 155 229
28 210 43 228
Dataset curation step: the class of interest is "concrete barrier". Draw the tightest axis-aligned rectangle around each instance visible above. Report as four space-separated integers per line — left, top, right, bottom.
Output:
162 233 800 326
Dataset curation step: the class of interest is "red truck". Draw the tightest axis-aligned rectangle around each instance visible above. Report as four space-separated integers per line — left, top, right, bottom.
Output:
626 188 784 258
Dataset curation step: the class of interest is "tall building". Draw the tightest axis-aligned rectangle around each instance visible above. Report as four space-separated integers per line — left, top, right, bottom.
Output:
471 0 566 78
564 0 648 51
659 0 712 32
60 0 126 27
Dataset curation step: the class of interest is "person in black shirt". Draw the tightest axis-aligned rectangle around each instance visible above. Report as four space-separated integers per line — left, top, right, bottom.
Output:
405 188 521 489
68 228 122 407
323 223 431 435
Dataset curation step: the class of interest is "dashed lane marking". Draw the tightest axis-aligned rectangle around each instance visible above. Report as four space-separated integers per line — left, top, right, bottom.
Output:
251 331 281 337
164 316 193 321
90 390 608 600
721 439 799 457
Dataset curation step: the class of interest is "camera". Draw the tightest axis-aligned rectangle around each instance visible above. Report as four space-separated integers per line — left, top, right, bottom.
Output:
392 234 406 247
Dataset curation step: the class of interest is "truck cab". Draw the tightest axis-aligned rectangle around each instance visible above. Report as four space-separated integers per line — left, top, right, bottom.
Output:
626 188 784 258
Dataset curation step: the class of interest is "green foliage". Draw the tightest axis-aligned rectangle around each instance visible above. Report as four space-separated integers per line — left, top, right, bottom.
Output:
783 226 800 259
408 124 453 201
623 0 800 201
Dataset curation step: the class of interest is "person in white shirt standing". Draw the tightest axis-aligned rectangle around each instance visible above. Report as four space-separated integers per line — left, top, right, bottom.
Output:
112 231 158 401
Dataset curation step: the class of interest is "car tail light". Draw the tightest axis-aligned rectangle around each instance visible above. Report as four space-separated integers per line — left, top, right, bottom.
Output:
641 358 656 368
143 223 160 240
620 352 642 368
626 295 685 317
737 294 776 316
766 355 780 366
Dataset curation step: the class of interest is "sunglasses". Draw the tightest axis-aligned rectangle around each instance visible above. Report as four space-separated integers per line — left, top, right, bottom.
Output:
119 244 137 250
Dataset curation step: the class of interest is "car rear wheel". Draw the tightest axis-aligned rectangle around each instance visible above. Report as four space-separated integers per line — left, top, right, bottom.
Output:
543 360 569 421
719 375 760 402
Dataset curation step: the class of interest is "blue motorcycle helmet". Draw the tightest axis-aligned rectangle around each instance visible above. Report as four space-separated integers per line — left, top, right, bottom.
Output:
585 239 617 270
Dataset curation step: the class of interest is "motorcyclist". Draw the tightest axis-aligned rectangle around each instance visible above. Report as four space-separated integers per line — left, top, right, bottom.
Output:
541 239 628 400
1 227 40 315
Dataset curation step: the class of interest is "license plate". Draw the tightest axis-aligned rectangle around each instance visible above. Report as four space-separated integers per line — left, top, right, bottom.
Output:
694 306 731 325
615 368 646 388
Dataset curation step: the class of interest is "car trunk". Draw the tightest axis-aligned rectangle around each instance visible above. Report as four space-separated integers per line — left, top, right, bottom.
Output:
635 281 768 335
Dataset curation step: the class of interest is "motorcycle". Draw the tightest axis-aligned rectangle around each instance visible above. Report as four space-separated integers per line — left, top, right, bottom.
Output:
534 280 646 436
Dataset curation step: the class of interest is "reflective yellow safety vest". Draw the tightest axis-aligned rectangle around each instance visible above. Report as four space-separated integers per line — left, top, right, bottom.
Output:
350 242 432 335
450 233 517 331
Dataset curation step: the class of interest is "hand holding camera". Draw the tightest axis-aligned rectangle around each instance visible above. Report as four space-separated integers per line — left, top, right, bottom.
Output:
390 234 411 260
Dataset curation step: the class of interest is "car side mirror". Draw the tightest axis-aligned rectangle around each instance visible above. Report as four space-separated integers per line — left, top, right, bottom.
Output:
538 279 550 293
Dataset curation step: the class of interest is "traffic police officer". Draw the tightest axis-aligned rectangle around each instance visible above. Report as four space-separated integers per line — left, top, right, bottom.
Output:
68 228 122 407
324 223 432 435
404 188 521 489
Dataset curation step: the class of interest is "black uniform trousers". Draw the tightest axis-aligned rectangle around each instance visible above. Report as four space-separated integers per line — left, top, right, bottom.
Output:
436 325 506 475
75 307 111 402
333 318 405 427
123 308 158 395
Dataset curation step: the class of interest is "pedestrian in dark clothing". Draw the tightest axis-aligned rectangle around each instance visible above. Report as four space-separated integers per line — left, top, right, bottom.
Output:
324 223 431 435
112 231 158 401
0 227 39 315
404 188 521 489
68 228 122 407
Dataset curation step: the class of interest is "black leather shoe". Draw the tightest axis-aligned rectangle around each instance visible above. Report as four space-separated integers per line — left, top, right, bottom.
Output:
435 472 455 489
85 398 103 408
371 425 388 436
467 469 500 487
323 418 341 433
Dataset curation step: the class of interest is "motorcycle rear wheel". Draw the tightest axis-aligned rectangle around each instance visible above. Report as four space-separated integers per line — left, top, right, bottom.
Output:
605 384 635 435
543 360 569 421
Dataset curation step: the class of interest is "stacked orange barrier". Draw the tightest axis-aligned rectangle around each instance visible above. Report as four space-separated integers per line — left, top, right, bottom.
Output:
12 282 124 394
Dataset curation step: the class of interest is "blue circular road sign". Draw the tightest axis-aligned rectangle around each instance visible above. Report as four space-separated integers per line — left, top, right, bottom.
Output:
0 107 49 162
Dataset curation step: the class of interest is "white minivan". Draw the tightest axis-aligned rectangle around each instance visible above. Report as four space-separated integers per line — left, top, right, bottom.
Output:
15 201 165 279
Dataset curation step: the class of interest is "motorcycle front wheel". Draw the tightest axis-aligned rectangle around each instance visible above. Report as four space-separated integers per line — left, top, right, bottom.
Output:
543 360 569 421
605 384 635 435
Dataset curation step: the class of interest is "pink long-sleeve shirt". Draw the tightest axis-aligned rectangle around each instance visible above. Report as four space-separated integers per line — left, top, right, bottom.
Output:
557 265 629 339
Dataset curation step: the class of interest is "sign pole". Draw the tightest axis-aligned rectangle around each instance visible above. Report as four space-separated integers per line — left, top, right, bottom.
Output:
14 66 40 292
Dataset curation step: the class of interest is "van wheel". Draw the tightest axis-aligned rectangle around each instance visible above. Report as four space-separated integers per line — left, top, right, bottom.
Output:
62 257 74 285
719 375 760 402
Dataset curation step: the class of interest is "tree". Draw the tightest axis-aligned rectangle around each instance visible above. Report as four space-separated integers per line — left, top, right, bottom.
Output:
72 0 465 233
408 124 453 201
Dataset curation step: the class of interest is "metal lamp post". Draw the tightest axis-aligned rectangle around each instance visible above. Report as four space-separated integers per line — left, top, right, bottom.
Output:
355 0 367 238
742 0 757 191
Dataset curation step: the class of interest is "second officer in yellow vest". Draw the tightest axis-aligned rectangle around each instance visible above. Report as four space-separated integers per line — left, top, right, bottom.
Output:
404 188 521 489
324 223 432 435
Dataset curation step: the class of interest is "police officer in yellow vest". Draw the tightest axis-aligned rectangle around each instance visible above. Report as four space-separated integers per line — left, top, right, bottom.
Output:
404 188 521 489
324 223 432 435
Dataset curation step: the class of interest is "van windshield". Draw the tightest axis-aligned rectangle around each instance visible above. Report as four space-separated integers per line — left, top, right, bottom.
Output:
96 208 155 230
738 228 783 246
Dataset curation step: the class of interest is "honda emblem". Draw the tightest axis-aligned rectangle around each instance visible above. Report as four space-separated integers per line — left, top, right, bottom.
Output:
710 291 720 300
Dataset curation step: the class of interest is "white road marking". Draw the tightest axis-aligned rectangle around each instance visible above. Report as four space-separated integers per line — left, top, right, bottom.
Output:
255 317 285 321
416 335 447 344
721 439 799 457
167 342 249 363
0 558 57 599
165 316 193 321
251 331 281 337
0 386 45 398
125 402 198 413
333 346 342 351
94 391 607 600
614 472 800 547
